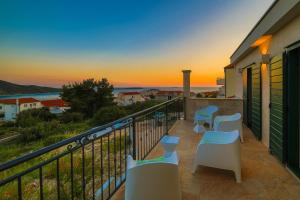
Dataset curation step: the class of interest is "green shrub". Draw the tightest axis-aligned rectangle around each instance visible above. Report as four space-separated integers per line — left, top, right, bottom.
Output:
19 125 44 143
1 121 16 128
18 120 63 143
196 93 204 98
90 105 127 126
124 100 161 114
59 112 84 123
17 108 56 127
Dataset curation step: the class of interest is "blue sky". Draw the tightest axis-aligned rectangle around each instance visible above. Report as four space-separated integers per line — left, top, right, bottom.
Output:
0 0 233 52
0 0 274 87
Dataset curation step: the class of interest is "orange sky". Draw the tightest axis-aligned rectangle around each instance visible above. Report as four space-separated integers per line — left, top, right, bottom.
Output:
0 1 273 88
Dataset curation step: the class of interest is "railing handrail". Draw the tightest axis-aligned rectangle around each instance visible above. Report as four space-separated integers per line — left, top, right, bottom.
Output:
0 97 182 171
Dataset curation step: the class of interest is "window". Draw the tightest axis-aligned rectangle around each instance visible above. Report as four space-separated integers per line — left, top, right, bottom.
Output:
0 106 2 110
33 103 36 106
30 104 32 107
24 104 27 107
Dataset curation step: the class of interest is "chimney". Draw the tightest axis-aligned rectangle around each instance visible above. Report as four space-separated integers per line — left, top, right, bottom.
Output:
182 70 191 97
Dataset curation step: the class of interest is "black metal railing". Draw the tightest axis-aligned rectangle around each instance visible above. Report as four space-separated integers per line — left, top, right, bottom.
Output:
0 97 183 200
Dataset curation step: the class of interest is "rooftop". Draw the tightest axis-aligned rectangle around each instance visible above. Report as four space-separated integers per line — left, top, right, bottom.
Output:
112 120 300 200
41 99 67 107
156 90 183 95
119 92 141 95
230 0 300 63
0 97 39 105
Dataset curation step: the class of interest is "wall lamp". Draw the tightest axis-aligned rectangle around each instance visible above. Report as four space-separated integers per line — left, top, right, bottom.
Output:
262 54 270 64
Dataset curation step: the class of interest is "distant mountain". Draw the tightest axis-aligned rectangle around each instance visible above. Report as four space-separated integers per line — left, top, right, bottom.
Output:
0 80 61 95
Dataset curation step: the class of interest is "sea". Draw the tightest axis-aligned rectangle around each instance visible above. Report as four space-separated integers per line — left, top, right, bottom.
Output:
0 87 220 100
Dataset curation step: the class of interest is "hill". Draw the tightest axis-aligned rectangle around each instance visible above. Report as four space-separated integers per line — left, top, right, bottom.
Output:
0 80 61 95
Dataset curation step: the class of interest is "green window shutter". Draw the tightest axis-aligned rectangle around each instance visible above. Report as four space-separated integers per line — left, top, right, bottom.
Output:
251 64 262 140
270 56 284 162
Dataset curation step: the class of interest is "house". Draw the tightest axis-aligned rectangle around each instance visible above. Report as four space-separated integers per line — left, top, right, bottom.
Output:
0 98 42 121
4 2 300 199
155 90 183 101
225 0 300 178
41 99 69 114
141 88 159 98
116 92 145 106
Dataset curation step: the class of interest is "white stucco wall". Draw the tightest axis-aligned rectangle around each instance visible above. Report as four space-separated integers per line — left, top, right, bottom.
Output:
4 104 17 121
225 68 236 98
268 14 300 56
19 102 43 112
261 64 270 147
117 94 145 106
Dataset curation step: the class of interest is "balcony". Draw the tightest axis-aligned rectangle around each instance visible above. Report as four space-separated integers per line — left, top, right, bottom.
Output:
112 119 300 200
1 97 300 200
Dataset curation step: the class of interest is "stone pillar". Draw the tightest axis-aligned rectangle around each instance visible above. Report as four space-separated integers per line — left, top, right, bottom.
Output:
182 70 191 97
182 70 191 120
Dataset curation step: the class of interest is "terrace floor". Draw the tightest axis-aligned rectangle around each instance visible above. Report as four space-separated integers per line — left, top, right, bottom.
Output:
112 120 300 200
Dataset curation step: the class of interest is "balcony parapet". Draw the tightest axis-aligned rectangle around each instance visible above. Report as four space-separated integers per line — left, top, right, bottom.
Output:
185 97 243 121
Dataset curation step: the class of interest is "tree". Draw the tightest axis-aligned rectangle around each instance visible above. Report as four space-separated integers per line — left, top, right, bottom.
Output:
90 105 128 126
61 78 114 117
124 100 162 114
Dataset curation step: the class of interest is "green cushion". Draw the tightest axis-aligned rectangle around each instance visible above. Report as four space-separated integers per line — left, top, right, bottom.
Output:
136 156 165 165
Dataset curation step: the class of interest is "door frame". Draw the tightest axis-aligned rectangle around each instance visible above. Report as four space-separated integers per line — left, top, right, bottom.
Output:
247 67 252 127
242 63 256 127
242 62 262 140
284 42 300 177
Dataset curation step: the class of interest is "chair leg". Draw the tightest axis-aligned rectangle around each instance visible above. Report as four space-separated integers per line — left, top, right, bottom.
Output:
192 162 198 173
234 169 241 183
240 136 244 143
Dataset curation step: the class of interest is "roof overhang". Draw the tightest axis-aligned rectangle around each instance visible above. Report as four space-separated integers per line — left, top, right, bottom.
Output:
230 0 300 64
224 64 234 70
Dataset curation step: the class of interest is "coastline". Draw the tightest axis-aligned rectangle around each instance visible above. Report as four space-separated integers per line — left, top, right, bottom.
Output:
0 86 221 100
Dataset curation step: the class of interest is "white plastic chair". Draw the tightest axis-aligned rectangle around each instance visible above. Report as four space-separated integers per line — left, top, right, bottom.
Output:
125 152 181 200
193 130 241 183
213 113 244 142
194 105 219 133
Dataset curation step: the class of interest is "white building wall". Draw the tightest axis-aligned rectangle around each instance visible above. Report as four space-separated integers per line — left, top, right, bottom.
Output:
224 68 236 98
261 64 270 147
19 102 43 112
4 104 17 121
116 94 145 106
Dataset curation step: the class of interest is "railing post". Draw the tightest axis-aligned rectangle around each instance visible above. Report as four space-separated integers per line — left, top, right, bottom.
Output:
132 117 137 159
183 97 186 120
165 103 168 135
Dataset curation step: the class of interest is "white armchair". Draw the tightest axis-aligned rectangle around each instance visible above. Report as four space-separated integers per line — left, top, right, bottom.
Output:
213 113 243 142
125 152 181 200
193 130 241 183
194 105 219 133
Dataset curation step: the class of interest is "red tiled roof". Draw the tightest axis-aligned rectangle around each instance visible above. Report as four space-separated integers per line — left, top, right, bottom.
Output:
41 99 67 107
120 92 141 95
0 98 39 105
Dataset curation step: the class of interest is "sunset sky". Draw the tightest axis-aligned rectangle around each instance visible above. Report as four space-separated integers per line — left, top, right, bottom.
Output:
0 0 274 88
